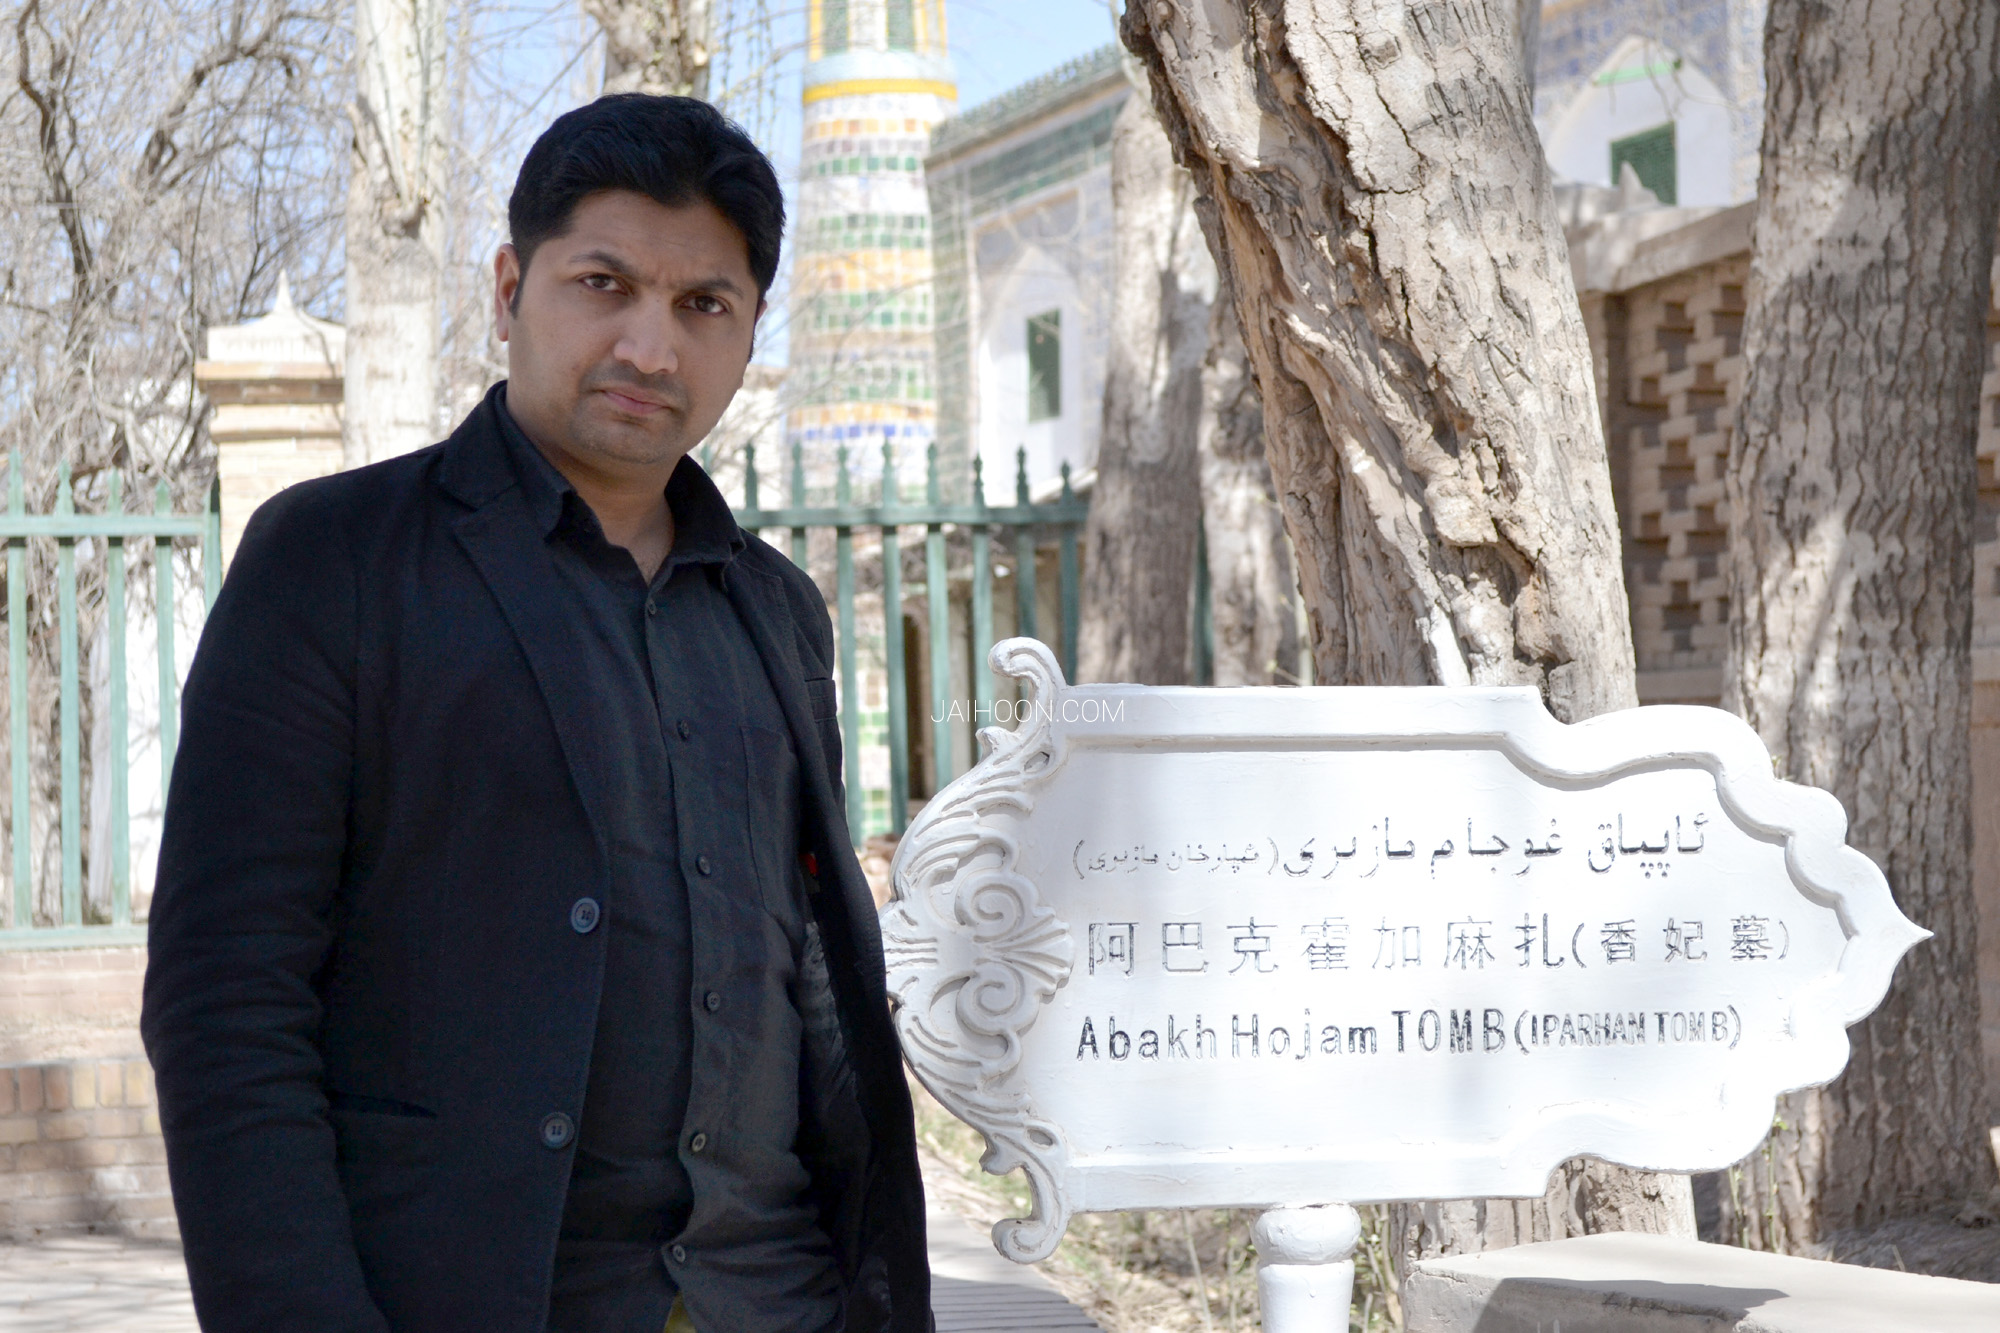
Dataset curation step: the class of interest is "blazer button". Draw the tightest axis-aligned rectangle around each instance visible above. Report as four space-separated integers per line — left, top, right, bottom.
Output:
670 1244 688 1264
696 855 713 876
569 898 600 934
677 718 692 740
689 1131 708 1153
703 990 721 1013
540 1112 575 1150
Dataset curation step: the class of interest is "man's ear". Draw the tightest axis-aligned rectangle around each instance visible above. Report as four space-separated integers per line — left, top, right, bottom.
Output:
748 296 767 360
494 245 524 340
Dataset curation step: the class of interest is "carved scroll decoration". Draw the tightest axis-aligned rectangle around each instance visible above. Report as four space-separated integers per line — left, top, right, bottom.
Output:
881 639 1076 1261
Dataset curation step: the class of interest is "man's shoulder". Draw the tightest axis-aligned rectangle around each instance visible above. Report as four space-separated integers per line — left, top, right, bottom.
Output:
238 444 451 557
252 440 448 536
734 531 830 617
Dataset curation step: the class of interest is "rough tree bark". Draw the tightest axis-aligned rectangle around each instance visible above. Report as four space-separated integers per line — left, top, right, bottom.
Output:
1076 93 1214 686
583 0 712 99
1121 0 1695 1254
1718 0 2000 1251
1197 273 1300 685
344 0 446 467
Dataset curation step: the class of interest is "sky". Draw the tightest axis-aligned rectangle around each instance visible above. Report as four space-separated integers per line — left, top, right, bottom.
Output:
945 0 1123 107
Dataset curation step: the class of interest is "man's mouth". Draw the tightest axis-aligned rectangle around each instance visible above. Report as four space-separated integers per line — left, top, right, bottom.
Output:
598 387 674 416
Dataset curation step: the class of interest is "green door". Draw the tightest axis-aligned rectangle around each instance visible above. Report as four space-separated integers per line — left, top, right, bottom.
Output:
1610 123 1677 205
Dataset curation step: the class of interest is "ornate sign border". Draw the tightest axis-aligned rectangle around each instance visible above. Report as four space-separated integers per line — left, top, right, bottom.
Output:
881 639 1926 1261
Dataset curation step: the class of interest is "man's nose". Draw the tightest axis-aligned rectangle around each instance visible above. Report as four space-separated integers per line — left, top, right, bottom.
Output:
614 300 681 376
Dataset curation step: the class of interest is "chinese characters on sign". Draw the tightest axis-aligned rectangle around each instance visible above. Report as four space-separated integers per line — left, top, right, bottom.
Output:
1079 911 1787 976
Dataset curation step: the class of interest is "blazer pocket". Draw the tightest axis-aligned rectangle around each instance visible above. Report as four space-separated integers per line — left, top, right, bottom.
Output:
805 675 838 722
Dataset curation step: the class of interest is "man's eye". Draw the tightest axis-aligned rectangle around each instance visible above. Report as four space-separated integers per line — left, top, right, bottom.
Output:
689 295 726 314
582 274 619 292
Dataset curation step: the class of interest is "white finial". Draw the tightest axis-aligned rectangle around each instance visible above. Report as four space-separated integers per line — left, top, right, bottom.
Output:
271 271 295 317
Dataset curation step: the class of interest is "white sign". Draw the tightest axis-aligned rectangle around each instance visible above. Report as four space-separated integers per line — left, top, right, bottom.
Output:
882 639 1925 1265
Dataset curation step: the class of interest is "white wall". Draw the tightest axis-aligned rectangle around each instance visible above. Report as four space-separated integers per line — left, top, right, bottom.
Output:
1543 37 1735 208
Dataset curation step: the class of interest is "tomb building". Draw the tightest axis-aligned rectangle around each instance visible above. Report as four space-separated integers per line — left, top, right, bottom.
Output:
924 45 1129 500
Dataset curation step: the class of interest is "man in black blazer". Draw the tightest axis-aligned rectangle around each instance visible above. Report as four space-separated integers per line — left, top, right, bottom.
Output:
142 96 929 1333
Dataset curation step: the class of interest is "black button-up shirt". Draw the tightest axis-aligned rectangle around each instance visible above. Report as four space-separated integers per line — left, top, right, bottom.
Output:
497 398 841 1333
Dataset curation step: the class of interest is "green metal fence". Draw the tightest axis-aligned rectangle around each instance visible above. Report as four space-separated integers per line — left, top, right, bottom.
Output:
0 439 1073 946
1 458 220 948
735 440 1088 840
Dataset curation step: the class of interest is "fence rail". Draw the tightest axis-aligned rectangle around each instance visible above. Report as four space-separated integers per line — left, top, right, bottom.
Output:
1 458 219 949
736 440 1087 840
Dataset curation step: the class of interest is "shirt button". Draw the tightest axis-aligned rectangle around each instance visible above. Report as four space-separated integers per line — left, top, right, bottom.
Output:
689 1131 708 1153
703 991 721 1013
696 855 713 876
677 719 692 741
569 898 600 934
540 1113 574 1150
670 1244 687 1264
645 599 658 617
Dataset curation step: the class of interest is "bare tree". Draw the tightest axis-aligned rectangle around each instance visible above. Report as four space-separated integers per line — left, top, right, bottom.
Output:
1718 0 2000 1252
584 0 713 99
1 0 345 918
1120 0 1695 1253
1076 92 1213 686
344 0 445 465
1197 272 1298 686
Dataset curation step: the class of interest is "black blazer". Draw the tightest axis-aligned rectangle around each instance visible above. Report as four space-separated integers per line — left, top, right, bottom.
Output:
141 390 930 1332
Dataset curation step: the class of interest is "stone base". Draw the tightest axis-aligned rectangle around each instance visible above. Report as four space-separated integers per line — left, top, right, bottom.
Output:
1404 1232 2000 1332
0 1058 174 1240
0 946 146 1065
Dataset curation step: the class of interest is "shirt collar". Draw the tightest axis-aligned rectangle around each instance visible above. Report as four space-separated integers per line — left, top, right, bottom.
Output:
496 384 744 566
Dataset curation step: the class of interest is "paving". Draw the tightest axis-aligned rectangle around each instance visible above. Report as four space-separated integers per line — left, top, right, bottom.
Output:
0 1235 199 1333
0 1215 1099 1332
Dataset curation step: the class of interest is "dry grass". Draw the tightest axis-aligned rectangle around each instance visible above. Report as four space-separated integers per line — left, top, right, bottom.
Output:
910 1076 1402 1331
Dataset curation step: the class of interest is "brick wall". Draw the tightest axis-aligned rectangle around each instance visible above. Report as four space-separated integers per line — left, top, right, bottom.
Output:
0 1057 173 1239
1574 199 2000 1117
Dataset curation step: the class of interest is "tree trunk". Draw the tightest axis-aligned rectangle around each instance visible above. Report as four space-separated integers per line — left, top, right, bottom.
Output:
1076 94 1213 686
583 0 713 100
1197 285 1299 685
1121 0 1694 1254
1515 0 1540 101
1717 0 2000 1252
344 0 446 467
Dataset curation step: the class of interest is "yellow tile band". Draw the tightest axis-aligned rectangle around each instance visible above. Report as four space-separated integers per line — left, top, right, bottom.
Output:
803 78 958 105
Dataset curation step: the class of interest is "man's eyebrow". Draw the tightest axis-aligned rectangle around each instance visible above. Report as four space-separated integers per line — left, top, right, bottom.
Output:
565 248 637 277
684 273 749 299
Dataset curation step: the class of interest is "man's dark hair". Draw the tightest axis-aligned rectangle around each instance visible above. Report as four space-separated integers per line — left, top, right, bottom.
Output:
508 94 784 299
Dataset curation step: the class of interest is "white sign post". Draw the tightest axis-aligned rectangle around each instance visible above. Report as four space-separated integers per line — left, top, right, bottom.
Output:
883 640 1927 1331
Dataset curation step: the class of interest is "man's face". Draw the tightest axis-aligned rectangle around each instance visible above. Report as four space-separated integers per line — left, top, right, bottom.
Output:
494 190 763 475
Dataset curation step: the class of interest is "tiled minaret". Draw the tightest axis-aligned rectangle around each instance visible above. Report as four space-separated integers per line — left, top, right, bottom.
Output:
788 0 956 494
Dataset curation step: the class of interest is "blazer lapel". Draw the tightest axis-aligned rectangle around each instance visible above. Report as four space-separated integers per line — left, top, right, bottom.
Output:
452 491 616 866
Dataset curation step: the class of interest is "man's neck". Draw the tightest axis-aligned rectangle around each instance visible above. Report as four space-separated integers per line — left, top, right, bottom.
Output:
530 429 682 581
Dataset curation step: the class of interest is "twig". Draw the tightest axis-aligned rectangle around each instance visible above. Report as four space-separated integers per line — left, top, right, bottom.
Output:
1180 1209 1213 1331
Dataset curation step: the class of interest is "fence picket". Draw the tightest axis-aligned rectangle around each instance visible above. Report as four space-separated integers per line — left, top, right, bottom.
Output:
57 463 81 925
834 446 862 843
108 474 129 925
8 459 27 929
924 444 952 784
880 442 909 835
